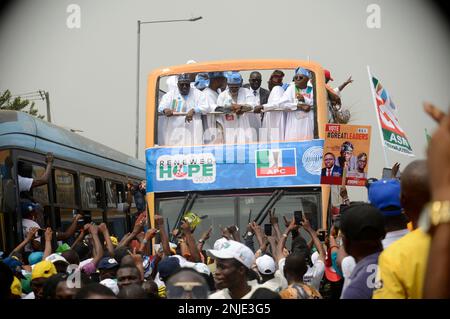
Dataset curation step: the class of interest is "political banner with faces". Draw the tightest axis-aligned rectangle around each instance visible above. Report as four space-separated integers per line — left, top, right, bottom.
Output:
321 124 372 187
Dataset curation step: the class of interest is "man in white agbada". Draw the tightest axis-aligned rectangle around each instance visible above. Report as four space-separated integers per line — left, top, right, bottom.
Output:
277 67 315 141
158 73 208 146
202 72 228 144
216 72 257 144
260 70 287 142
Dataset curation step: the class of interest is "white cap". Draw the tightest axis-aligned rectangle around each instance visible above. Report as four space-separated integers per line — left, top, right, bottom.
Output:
255 255 276 275
45 253 69 265
213 237 229 251
192 263 211 276
100 278 119 295
208 240 255 269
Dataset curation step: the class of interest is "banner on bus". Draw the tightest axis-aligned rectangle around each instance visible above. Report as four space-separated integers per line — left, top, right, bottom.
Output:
146 140 324 193
320 124 371 187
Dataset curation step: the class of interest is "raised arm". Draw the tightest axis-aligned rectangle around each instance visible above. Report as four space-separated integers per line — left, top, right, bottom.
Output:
155 215 171 258
10 227 39 255
275 217 298 263
31 153 53 188
43 227 53 259
98 223 114 257
337 76 353 93
88 224 103 266
56 214 83 241
302 216 325 262
180 220 201 262
197 226 212 254
269 209 281 244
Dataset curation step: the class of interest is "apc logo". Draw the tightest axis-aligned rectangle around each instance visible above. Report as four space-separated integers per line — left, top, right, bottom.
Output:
157 153 216 184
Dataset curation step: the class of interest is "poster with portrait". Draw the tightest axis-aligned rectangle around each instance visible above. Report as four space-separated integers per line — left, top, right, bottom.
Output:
321 124 371 187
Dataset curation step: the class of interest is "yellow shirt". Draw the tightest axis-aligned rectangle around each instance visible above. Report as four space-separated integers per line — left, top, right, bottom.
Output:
373 228 430 299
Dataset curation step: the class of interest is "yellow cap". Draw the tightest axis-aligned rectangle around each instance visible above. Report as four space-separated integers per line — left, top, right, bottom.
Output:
11 276 22 296
31 260 57 280
110 236 119 246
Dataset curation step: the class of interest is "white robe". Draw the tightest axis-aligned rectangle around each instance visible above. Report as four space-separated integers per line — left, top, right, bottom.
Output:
216 88 256 144
202 87 223 144
278 83 314 141
158 88 208 146
246 88 262 139
261 86 286 142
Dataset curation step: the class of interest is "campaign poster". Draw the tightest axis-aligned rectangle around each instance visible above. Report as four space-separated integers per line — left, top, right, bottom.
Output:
320 124 371 187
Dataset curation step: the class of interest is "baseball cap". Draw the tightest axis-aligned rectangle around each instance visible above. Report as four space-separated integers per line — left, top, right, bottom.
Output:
56 243 71 253
10 276 22 296
340 203 385 241
213 237 228 251
255 255 276 275
3 256 22 272
97 257 119 270
31 260 57 280
28 251 44 266
324 69 333 81
207 240 255 269
45 253 69 265
100 278 119 295
368 179 403 216
158 257 181 280
20 201 38 214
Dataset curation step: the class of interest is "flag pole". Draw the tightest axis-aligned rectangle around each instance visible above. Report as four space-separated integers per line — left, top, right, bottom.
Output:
367 65 389 168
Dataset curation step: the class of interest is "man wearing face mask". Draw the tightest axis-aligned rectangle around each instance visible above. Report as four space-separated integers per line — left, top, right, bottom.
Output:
158 73 208 146
216 72 256 144
277 67 315 141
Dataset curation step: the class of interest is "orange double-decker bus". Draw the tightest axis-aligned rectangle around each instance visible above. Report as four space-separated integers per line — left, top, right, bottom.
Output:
144 60 331 246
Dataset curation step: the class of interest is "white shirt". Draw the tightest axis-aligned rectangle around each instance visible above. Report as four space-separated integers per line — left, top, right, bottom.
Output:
22 291 35 299
22 218 41 252
209 282 261 299
382 229 409 249
340 255 356 297
261 86 286 142
278 83 314 141
202 87 223 144
18 175 33 192
278 253 325 291
216 88 256 144
260 276 284 293
158 88 208 145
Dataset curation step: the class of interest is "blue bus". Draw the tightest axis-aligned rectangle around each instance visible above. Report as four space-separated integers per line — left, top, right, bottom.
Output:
0 110 145 254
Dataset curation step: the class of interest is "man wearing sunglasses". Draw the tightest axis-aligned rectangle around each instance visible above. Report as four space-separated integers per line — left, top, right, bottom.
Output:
166 268 210 299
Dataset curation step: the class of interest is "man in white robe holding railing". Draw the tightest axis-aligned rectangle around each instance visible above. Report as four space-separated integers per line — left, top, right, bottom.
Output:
277 67 315 141
158 73 208 146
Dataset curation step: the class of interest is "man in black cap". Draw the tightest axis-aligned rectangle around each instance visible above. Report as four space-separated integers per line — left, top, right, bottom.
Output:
340 203 385 299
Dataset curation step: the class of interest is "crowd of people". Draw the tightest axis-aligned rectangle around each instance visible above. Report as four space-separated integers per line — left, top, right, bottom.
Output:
0 104 449 300
158 68 352 146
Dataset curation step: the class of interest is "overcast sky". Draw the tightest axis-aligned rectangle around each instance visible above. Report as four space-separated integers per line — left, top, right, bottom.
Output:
1 0 449 200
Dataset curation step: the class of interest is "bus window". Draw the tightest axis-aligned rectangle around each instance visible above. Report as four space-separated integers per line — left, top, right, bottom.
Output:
54 169 76 206
80 175 101 209
0 150 14 253
31 166 49 205
238 195 273 228
105 181 118 208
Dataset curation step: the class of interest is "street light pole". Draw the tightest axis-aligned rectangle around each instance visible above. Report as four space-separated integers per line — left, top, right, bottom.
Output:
135 16 203 159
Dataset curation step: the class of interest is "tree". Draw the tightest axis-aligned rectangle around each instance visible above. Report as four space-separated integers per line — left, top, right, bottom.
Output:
0 90 45 119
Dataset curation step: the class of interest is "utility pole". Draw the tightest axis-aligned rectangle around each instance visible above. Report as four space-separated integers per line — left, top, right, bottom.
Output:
39 90 51 123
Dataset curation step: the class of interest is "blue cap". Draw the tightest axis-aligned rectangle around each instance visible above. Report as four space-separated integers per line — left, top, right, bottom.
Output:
295 67 312 78
28 251 44 266
3 256 22 271
98 257 119 270
368 179 403 216
226 72 243 85
194 73 210 90
157 256 180 280
21 201 38 214
208 71 225 79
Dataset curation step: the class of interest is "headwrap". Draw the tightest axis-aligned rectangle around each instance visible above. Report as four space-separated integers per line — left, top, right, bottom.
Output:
226 71 243 85
194 73 210 90
295 67 312 78
177 73 191 82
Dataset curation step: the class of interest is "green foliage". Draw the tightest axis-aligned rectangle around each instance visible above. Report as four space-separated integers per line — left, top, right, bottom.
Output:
0 90 45 119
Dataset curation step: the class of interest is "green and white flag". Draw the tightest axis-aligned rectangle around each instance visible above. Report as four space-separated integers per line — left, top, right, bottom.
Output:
368 69 414 157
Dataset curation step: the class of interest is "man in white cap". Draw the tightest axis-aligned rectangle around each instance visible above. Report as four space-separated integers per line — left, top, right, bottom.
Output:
207 240 259 299
255 254 284 293
158 73 208 145
216 72 256 144
277 67 315 141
